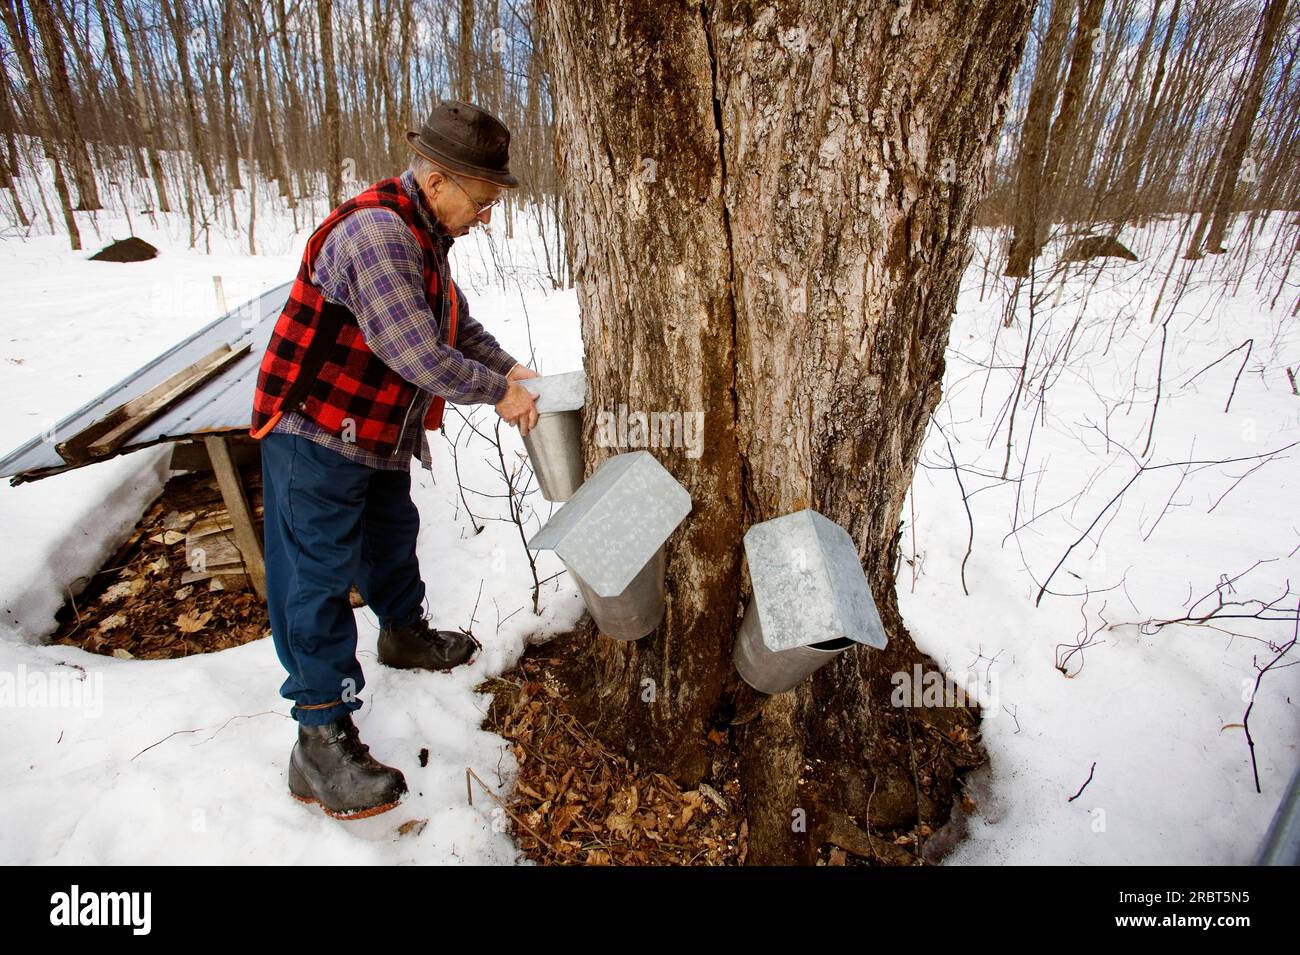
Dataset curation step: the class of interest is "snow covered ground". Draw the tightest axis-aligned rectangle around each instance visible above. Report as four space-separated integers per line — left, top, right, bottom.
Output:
900 219 1300 864
0 153 1294 864
0 160 585 864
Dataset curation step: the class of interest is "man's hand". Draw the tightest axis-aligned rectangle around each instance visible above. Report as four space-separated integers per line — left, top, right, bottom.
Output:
496 380 540 437
507 363 540 382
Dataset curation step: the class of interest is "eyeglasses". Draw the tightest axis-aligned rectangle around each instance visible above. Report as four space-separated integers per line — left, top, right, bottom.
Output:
445 174 502 216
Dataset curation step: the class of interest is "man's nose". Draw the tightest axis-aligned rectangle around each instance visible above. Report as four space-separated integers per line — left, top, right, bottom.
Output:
478 206 493 225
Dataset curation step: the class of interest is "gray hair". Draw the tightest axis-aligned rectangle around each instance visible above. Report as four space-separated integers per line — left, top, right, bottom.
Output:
409 152 445 183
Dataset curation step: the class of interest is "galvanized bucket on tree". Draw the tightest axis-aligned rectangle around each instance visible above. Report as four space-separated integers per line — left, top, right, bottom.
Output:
519 370 587 502
734 508 887 694
527 450 690 640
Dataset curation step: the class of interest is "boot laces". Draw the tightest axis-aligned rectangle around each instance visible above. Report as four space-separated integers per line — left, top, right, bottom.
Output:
407 616 456 650
331 719 373 763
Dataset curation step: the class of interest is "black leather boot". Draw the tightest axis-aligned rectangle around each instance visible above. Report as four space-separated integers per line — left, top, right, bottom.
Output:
287 713 407 819
378 615 478 671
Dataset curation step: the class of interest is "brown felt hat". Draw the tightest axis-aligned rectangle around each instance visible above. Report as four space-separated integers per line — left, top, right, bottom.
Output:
406 100 519 188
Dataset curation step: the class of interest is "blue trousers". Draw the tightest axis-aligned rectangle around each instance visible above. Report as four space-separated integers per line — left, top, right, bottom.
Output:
260 431 426 725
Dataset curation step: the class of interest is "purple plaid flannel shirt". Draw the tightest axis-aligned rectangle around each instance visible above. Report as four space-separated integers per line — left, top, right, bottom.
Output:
271 169 518 470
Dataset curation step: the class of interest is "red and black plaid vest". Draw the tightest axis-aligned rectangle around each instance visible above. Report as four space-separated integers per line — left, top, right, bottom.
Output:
249 176 459 455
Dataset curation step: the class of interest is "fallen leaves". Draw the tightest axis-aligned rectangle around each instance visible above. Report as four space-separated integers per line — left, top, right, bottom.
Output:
102 578 146 603
98 612 129 631
478 660 746 866
175 610 213 633
49 469 269 660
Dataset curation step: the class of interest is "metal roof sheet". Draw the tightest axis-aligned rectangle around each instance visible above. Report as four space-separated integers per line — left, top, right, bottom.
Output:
0 281 294 484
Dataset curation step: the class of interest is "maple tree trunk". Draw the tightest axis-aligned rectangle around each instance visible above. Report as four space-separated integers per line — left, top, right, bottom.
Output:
537 0 1033 864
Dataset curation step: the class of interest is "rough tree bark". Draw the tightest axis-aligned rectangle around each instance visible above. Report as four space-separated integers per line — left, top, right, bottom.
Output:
536 0 1033 864
458 0 476 102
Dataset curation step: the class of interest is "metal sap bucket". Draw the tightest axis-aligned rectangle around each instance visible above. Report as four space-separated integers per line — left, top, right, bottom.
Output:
733 600 857 694
528 450 691 641
733 508 887 694
520 371 586 501
570 544 667 641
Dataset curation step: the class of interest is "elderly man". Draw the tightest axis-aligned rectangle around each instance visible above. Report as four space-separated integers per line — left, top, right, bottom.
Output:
249 100 539 819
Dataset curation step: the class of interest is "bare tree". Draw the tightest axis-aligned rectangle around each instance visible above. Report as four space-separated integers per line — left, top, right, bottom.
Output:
29 0 101 209
318 0 341 208
1187 0 1291 257
1006 0 1105 276
0 0 81 247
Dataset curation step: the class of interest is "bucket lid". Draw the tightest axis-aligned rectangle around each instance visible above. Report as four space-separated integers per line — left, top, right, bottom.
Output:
743 508 887 653
520 370 586 413
527 450 691 596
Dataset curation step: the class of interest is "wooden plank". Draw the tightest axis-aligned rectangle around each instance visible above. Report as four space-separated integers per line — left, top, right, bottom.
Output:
203 436 266 600
87 346 251 457
187 506 265 543
169 437 260 472
54 344 249 464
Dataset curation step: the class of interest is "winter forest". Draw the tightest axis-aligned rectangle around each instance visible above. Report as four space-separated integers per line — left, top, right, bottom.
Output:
0 0 1297 874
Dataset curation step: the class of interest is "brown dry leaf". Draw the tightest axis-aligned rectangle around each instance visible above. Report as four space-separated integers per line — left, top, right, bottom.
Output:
677 791 704 830
102 578 146 603
828 847 848 866
550 805 582 839
176 610 213 633
516 781 546 801
397 819 428 837
99 612 129 631
557 766 575 794
606 812 636 840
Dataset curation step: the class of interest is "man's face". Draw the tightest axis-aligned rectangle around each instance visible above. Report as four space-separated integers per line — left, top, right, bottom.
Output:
422 169 504 238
